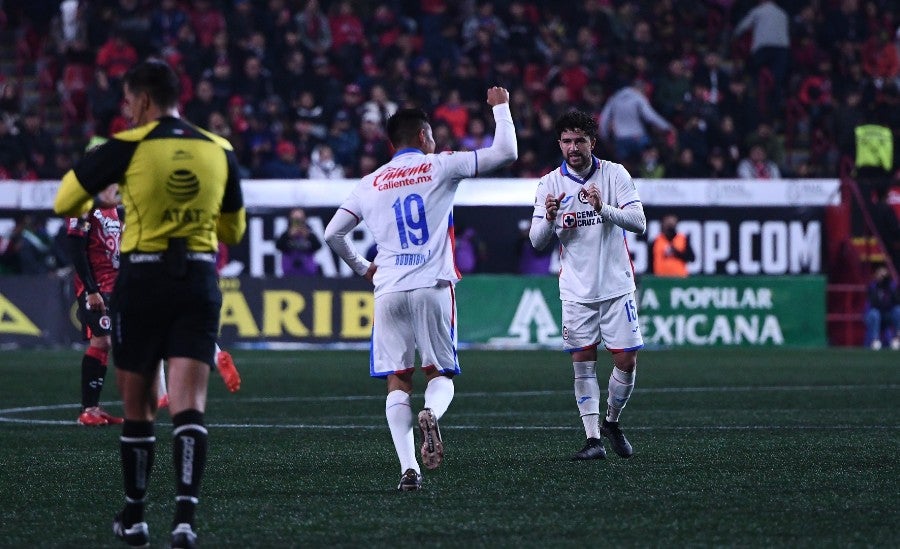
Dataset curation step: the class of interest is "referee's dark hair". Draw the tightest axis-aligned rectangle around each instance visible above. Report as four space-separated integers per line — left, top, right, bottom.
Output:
554 110 598 141
123 58 180 109
387 108 429 147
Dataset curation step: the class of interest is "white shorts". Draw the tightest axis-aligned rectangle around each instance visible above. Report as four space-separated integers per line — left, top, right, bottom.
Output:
562 292 644 353
370 281 460 378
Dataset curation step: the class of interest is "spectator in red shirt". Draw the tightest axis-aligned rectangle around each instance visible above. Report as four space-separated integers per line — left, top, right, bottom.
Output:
189 0 226 49
861 29 900 87
329 0 365 74
433 88 469 140
547 48 591 104
95 30 137 80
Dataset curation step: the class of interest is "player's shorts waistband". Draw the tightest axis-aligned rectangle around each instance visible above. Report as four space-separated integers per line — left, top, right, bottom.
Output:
124 252 217 264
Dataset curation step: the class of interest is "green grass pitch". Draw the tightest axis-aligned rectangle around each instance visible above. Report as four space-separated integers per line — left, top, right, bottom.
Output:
0 348 897 548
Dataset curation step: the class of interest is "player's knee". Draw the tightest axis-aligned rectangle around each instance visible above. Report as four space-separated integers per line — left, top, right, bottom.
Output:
612 352 637 373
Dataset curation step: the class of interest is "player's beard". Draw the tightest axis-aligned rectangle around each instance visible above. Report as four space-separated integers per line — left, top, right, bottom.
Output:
567 152 589 172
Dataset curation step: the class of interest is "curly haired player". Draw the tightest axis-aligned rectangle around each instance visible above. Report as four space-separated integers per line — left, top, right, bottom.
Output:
530 110 647 461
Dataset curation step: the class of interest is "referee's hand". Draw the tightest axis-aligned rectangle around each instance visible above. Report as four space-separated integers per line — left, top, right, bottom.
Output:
486 86 509 106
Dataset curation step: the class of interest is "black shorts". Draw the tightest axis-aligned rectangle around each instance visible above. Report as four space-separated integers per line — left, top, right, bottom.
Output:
111 258 221 375
76 291 113 340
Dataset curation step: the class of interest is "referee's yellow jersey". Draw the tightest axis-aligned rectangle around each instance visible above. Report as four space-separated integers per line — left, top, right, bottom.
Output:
55 116 246 253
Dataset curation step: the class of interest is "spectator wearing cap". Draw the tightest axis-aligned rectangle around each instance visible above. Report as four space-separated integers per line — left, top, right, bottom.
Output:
257 140 303 179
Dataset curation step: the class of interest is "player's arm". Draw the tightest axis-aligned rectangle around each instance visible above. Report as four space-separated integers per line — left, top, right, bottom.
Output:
324 207 371 276
217 150 247 245
599 201 645 234
594 166 646 234
529 181 560 250
471 87 518 175
66 217 99 295
54 139 134 217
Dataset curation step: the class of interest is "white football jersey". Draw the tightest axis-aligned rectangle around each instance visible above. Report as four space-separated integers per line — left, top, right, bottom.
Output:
532 158 642 303
338 148 476 296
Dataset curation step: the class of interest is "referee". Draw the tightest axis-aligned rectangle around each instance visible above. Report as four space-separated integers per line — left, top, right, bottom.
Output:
54 59 246 549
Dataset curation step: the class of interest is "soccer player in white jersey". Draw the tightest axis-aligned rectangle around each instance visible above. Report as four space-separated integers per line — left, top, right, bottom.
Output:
324 87 518 490
529 110 647 460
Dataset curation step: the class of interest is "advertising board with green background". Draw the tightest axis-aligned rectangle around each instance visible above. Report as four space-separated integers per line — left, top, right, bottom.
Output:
456 275 826 348
0 274 826 349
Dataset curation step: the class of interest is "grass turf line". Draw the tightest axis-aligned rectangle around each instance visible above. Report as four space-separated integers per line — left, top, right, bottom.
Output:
0 348 897 547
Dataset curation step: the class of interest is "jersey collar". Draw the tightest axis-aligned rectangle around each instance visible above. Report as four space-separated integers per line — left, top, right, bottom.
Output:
560 156 599 184
392 147 424 158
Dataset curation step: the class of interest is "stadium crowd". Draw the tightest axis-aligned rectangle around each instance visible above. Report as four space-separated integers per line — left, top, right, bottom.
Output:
0 0 897 183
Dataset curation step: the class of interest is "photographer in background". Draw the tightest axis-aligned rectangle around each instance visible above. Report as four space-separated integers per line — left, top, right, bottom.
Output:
652 214 695 278
276 207 322 276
